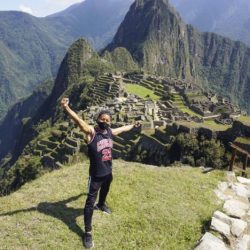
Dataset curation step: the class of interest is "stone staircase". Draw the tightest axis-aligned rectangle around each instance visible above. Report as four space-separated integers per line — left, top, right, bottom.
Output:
194 172 250 250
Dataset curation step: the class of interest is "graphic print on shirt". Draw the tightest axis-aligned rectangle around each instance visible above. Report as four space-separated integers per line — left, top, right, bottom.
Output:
102 148 112 161
97 138 113 162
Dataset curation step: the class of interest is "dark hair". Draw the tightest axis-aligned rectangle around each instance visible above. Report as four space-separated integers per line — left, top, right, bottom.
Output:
97 110 112 120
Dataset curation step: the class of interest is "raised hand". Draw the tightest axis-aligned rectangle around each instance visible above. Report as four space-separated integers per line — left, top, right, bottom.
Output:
134 121 141 128
61 97 69 108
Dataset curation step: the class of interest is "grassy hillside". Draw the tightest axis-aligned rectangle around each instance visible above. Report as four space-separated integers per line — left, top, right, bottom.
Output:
125 84 160 100
0 159 224 249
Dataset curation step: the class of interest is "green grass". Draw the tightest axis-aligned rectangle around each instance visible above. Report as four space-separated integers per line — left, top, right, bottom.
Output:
235 137 250 145
237 116 250 126
125 84 160 100
172 94 202 117
203 120 230 131
177 120 230 131
0 160 224 250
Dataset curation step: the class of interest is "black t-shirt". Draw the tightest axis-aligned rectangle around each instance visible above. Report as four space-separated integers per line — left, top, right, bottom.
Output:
87 127 113 177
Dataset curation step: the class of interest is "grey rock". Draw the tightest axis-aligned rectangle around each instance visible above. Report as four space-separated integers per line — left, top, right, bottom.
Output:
226 171 236 183
218 182 229 192
235 235 250 250
223 200 249 218
213 211 232 225
232 183 250 198
214 189 229 201
231 218 248 237
194 232 229 250
210 217 231 237
237 177 250 185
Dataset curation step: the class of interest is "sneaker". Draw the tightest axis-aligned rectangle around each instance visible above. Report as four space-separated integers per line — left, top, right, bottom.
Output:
94 204 111 214
83 232 94 249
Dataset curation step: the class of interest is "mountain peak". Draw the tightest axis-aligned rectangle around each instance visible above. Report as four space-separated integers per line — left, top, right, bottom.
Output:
51 38 96 99
106 0 187 75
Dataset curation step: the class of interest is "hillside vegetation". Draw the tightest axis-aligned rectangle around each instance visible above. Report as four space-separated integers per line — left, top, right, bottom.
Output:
0 159 224 249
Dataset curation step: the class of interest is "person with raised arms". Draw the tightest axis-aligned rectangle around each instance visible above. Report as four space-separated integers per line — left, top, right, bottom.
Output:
61 97 141 249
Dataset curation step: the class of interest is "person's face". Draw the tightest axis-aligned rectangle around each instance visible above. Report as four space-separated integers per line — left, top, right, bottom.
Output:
98 114 111 127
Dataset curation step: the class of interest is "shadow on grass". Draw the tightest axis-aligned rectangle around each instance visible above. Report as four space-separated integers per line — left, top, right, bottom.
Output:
0 193 87 240
200 218 211 234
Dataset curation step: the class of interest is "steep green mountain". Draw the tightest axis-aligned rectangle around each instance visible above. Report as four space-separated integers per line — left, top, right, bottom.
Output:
0 80 53 163
169 0 250 47
0 0 133 120
0 12 66 120
106 0 250 113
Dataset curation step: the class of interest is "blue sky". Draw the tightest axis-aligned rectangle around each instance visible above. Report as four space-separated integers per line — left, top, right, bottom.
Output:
0 0 84 17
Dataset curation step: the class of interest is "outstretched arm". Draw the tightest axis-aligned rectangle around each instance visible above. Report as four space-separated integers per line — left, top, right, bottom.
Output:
112 121 141 136
61 97 93 135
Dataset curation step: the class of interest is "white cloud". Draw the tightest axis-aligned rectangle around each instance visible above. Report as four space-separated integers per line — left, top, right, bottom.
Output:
45 0 83 8
19 4 34 15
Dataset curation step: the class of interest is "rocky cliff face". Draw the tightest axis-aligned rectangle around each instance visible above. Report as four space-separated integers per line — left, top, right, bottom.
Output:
106 0 250 113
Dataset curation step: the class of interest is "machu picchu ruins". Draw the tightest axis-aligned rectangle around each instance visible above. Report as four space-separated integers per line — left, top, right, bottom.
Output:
22 71 249 171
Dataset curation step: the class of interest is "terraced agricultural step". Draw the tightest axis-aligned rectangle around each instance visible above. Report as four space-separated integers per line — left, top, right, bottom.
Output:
55 161 64 168
113 135 125 145
143 79 156 85
92 95 105 103
59 122 69 130
98 76 113 81
39 140 59 150
41 155 56 168
92 89 107 96
96 79 111 84
44 147 54 154
33 150 43 156
94 90 108 97
94 82 107 88
65 137 79 148
92 87 107 94
95 95 107 103
50 151 58 159
123 78 134 83
154 90 165 96
113 141 126 151
72 130 85 140
36 142 47 151
140 82 153 89
112 148 122 159
63 143 78 155
110 84 120 90
61 154 72 163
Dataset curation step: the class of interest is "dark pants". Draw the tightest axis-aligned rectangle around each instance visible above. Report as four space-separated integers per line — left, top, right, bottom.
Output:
84 173 113 232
